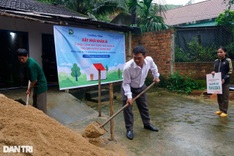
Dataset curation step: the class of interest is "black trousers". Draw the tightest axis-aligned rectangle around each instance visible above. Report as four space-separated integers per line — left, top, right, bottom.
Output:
122 85 150 131
217 84 229 114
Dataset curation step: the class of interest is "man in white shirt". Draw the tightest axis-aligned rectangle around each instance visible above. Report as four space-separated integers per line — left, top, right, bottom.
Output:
122 45 160 140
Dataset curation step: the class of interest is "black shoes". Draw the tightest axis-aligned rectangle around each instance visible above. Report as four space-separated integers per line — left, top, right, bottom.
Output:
126 130 134 140
126 124 158 140
144 124 159 132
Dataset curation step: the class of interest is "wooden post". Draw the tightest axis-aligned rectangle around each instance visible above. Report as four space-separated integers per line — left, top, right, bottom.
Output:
109 83 114 140
98 69 101 117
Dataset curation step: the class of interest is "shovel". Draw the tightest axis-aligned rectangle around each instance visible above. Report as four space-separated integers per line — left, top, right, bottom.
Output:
82 82 156 138
15 80 31 105
26 80 31 106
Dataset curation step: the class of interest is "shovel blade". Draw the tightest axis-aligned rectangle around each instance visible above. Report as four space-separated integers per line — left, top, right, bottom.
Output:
82 121 107 138
15 98 26 105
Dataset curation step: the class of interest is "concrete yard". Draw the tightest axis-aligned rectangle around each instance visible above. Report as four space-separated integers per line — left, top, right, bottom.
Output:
2 85 234 156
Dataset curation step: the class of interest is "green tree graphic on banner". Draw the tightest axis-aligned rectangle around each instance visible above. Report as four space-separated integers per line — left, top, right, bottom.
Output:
71 63 81 81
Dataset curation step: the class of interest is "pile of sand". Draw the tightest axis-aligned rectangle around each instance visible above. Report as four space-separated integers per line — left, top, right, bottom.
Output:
0 94 119 155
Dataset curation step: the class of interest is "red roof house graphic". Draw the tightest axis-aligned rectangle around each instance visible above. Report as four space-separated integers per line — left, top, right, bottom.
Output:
86 63 106 81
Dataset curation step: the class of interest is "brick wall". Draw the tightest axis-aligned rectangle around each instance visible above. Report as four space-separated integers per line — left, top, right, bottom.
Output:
131 30 234 82
175 62 213 79
132 29 174 78
175 62 234 82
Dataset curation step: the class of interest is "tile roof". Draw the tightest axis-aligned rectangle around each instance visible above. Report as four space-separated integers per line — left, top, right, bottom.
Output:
0 0 141 33
0 0 84 17
163 0 234 26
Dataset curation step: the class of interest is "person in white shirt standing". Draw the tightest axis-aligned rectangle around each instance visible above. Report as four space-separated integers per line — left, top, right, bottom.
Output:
122 45 160 140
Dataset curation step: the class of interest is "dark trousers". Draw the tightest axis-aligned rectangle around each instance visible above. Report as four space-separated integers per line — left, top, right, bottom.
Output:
33 92 47 114
122 85 150 131
217 84 229 114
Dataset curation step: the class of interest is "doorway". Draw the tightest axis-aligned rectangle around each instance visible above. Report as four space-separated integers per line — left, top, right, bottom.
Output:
41 34 58 83
0 30 28 88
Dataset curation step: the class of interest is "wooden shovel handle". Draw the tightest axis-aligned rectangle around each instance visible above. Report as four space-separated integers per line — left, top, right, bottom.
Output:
100 82 155 127
26 81 31 105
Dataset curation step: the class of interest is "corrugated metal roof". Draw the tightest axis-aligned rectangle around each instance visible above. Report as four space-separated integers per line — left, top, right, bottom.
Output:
177 21 218 28
163 0 234 26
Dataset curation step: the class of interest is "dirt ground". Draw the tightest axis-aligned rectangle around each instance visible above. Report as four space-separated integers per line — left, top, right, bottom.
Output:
1 86 234 156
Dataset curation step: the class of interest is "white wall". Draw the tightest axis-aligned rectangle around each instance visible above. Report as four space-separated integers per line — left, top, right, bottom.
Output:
0 16 54 66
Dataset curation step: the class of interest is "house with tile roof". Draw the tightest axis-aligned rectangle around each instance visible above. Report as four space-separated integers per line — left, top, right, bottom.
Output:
163 0 234 54
0 0 139 88
163 0 233 27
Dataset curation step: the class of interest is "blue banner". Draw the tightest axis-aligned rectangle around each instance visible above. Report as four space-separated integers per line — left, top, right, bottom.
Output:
53 26 125 90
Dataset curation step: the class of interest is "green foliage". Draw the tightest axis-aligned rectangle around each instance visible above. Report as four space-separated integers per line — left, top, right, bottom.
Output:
135 0 169 32
92 0 126 19
145 76 153 86
216 9 234 34
216 9 234 58
195 79 206 90
175 47 191 62
175 37 216 62
175 31 234 62
37 0 169 32
158 72 202 94
153 74 167 88
166 72 198 94
226 42 234 58
37 0 126 20
140 15 169 32
146 72 205 94
216 10 234 26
